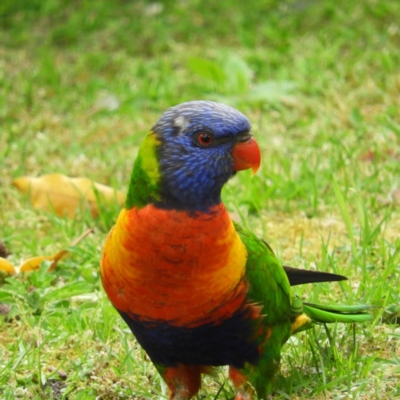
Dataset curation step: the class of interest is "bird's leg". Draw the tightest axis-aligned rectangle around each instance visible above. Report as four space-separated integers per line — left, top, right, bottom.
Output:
229 366 254 400
234 391 253 400
163 364 203 400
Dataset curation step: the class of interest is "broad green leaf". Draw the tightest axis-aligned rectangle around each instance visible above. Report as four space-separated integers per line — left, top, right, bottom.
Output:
222 53 252 94
187 57 226 86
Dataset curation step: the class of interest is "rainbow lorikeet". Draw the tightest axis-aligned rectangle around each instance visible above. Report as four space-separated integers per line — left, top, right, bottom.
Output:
101 101 372 399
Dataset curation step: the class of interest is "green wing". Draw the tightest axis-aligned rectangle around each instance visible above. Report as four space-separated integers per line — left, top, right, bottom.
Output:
234 222 293 325
234 222 295 397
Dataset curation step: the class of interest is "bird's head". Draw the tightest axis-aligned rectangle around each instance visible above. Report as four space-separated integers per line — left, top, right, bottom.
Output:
126 101 261 212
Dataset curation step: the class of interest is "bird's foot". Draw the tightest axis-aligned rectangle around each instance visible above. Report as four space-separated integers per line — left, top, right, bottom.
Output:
171 386 191 400
234 391 253 400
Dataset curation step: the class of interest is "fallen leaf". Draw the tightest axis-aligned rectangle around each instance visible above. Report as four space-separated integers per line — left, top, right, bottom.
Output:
0 228 94 277
19 228 94 272
0 257 16 275
19 254 67 273
13 173 125 218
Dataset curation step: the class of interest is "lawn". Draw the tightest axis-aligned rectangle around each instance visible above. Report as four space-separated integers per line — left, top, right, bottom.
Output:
0 0 399 398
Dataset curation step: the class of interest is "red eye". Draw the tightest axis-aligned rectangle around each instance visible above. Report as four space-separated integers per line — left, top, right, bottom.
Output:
197 132 213 146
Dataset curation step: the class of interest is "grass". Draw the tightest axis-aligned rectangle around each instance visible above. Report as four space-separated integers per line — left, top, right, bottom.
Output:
1 0 400 398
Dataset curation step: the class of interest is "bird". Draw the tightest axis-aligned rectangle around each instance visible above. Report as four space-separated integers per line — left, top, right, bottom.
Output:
100 101 372 399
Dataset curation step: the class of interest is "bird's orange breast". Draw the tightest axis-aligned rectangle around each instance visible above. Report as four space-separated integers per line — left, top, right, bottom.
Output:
100 203 248 327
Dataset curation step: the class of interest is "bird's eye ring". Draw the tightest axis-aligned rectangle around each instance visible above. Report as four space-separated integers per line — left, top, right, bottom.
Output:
197 132 213 147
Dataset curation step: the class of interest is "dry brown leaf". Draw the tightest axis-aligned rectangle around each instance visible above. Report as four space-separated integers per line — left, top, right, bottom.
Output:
0 257 16 275
0 228 94 276
19 228 94 273
19 253 68 273
13 173 125 218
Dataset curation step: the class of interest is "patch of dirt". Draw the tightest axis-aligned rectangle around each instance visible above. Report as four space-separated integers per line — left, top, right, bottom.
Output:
47 379 66 400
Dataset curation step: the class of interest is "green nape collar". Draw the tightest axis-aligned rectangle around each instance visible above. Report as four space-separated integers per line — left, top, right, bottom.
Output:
125 131 161 209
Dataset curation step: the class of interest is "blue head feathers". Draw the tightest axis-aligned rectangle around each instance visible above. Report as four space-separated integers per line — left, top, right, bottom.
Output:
152 101 252 212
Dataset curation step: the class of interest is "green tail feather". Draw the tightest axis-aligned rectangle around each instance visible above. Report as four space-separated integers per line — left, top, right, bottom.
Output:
303 302 374 324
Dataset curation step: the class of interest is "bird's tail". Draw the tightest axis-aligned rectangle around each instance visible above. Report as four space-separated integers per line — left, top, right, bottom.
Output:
292 302 374 334
283 265 347 286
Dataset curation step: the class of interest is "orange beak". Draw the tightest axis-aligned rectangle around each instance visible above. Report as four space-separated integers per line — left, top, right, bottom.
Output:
232 136 261 174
